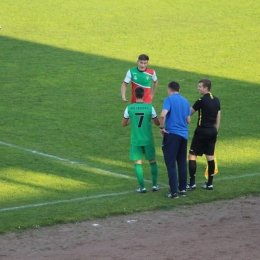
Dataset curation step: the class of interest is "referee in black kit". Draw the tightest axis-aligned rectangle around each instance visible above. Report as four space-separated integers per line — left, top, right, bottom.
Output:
186 79 221 191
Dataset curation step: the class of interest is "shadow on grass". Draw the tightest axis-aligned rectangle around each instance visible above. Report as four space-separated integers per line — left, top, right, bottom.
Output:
0 35 260 209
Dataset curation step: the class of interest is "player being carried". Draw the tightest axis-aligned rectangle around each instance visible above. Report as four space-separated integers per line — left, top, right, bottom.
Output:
122 87 160 193
121 54 158 104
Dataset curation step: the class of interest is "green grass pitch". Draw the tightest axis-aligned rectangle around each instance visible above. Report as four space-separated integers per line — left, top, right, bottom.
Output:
0 0 259 233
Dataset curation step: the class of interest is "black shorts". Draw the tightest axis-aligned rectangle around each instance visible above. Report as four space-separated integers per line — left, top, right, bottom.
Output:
189 127 217 156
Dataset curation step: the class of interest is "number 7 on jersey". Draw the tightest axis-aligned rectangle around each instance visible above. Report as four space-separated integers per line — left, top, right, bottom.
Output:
135 113 145 127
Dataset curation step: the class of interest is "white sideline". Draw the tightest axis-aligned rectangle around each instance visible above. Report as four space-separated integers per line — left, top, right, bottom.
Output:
0 140 169 188
0 140 134 179
0 191 133 212
0 140 168 187
0 140 259 213
1 172 260 213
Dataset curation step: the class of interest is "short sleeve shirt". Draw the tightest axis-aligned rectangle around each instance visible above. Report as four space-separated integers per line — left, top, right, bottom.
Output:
124 102 157 145
192 93 220 128
124 67 157 103
162 93 190 140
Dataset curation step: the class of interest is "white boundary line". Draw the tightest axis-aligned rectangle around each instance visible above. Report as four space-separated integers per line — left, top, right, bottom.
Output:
1 140 259 213
0 191 133 212
0 140 134 179
211 172 260 181
0 140 168 187
1 172 259 213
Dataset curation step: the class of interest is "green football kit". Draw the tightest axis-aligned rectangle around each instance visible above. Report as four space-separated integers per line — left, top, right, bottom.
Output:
123 102 158 190
124 102 156 147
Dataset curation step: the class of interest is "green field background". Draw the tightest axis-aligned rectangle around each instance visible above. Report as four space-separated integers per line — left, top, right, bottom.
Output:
0 0 259 232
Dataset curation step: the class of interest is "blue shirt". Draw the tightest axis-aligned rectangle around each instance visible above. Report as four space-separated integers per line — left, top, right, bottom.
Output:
162 93 190 139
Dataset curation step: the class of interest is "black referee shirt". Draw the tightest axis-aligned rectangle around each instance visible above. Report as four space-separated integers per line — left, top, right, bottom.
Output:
192 93 220 128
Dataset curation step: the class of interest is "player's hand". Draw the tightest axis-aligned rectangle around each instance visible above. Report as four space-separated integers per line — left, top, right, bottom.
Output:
122 97 128 102
160 128 168 137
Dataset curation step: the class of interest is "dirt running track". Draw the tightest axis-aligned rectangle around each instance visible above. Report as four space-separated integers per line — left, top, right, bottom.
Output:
0 195 259 260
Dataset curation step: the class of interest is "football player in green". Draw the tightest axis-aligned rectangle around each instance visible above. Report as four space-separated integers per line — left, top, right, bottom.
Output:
122 87 160 193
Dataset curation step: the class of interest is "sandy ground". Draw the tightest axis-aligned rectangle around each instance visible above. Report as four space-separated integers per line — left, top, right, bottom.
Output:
0 194 259 260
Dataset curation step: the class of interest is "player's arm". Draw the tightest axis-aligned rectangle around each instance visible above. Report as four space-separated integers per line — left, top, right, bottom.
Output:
122 107 130 126
151 80 158 98
152 117 160 126
159 109 169 136
190 107 196 116
121 70 131 102
151 106 160 126
215 110 221 131
186 115 191 124
122 118 130 127
121 82 128 102
151 71 158 98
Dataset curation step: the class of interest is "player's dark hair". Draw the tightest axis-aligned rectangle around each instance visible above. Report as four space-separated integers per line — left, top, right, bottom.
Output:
199 79 212 90
135 86 144 99
168 81 180 92
138 54 149 61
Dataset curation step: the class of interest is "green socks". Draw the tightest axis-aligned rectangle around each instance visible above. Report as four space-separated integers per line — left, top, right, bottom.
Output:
150 162 158 186
135 162 158 188
135 164 145 189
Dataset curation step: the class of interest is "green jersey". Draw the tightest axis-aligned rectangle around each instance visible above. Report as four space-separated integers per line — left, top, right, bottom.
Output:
123 102 157 146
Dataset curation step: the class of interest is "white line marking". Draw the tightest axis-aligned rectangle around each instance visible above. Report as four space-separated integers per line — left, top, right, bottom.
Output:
0 191 133 212
0 172 259 213
0 140 168 187
1 140 259 213
0 140 168 188
0 140 133 179
211 172 260 181
195 173 260 184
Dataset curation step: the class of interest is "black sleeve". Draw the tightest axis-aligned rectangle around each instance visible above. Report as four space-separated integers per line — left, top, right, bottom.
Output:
218 98 221 111
192 99 202 111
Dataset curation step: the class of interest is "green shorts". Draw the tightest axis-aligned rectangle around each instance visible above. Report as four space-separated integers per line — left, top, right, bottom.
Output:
130 143 156 161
